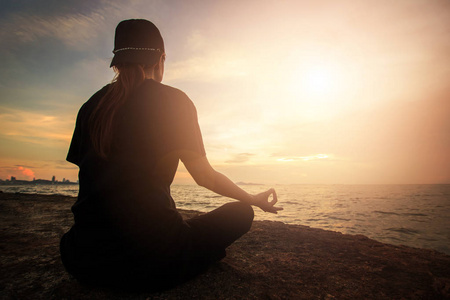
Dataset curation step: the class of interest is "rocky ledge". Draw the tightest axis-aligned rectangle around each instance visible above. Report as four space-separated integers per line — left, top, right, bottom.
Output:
1 192 449 299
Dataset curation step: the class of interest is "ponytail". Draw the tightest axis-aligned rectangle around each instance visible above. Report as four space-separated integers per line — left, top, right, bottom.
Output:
89 64 146 159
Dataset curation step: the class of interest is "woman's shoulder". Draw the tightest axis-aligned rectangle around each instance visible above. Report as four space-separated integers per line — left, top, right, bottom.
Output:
140 80 192 105
76 84 111 118
82 84 111 107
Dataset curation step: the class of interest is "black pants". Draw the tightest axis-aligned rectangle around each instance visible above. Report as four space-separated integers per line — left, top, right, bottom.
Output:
60 201 254 291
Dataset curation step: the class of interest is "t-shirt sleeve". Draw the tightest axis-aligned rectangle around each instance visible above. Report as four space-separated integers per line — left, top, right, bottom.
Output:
66 86 109 166
66 106 84 166
172 96 206 162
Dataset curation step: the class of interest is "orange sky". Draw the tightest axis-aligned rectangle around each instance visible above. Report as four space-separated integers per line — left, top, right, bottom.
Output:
1 0 449 184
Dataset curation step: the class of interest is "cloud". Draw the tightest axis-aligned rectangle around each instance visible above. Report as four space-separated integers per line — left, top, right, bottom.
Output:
1 11 106 52
0 165 35 180
164 29 251 83
18 166 35 178
0 0 173 54
275 154 332 162
165 53 249 84
0 106 74 146
225 153 255 164
51 160 79 170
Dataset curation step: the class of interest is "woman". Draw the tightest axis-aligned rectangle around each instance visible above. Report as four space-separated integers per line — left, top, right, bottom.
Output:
60 19 282 291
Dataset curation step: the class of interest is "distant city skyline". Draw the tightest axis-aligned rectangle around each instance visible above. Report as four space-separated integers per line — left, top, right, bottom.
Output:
1 175 76 183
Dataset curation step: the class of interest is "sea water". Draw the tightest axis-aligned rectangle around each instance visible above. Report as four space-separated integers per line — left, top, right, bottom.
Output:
2 184 449 255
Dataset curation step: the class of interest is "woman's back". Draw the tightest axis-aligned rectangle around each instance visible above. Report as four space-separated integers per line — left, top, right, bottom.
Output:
67 79 205 252
60 19 280 292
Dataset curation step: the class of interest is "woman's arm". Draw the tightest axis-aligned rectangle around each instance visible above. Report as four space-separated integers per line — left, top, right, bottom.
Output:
183 156 282 214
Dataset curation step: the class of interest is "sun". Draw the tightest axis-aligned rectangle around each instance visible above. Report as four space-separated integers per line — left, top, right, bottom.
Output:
289 62 340 99
304 66 336 96
286 56 355 107
281 55 357 121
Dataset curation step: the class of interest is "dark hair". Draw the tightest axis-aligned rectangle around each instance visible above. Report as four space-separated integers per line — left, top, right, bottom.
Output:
89 19 165 159
89 64 148 159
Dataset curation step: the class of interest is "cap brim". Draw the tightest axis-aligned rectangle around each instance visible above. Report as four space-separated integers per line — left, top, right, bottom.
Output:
110 50 160 67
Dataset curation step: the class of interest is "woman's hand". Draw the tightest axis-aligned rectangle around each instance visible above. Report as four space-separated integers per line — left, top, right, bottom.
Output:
251 188 283 214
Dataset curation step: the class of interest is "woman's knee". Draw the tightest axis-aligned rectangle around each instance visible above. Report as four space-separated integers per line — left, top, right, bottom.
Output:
240 202 255 223
224 201 254 230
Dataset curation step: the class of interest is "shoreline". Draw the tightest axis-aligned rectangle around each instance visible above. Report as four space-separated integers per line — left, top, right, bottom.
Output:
2 187 449 256
1 192 449 299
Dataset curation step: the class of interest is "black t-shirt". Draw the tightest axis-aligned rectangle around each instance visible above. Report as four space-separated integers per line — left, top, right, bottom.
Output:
67 79 205 254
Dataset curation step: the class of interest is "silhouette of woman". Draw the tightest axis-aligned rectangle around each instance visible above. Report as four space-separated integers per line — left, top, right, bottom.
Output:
60 19 282 291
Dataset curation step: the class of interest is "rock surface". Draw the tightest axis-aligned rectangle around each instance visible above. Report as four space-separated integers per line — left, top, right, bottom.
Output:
0 192 449 299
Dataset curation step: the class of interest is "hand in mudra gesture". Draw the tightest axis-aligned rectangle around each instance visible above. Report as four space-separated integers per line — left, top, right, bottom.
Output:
251 188 283 214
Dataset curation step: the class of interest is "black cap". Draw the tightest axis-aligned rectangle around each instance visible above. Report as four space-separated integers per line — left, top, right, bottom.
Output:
110 19 165 67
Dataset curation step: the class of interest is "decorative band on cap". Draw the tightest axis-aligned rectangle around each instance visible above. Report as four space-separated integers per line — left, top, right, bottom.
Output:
113 47 161 54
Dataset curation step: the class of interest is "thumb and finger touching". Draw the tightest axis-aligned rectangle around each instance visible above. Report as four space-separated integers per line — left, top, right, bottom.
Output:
254 188 283 214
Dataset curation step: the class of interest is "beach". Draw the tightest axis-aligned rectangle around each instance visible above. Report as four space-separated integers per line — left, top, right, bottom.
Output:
1 192 449 299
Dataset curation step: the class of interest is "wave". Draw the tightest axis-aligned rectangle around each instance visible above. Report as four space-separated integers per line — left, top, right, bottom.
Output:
417 237 438 242
374 210 400 216
375 211 427 217
283 201 298 205
327 216 351 221
402 213 428 217
385 227 420 235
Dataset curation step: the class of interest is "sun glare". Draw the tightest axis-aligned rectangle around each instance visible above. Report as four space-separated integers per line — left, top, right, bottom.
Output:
305 67 336 96
280 52 362 122
289 62 340 100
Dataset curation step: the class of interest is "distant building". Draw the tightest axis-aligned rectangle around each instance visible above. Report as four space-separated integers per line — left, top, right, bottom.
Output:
52 176 56 183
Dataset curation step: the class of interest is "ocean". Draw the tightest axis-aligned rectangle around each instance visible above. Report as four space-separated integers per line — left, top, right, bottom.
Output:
2 183 449 255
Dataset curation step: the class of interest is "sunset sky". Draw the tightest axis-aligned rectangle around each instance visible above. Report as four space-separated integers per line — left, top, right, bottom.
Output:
1 0 449 184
